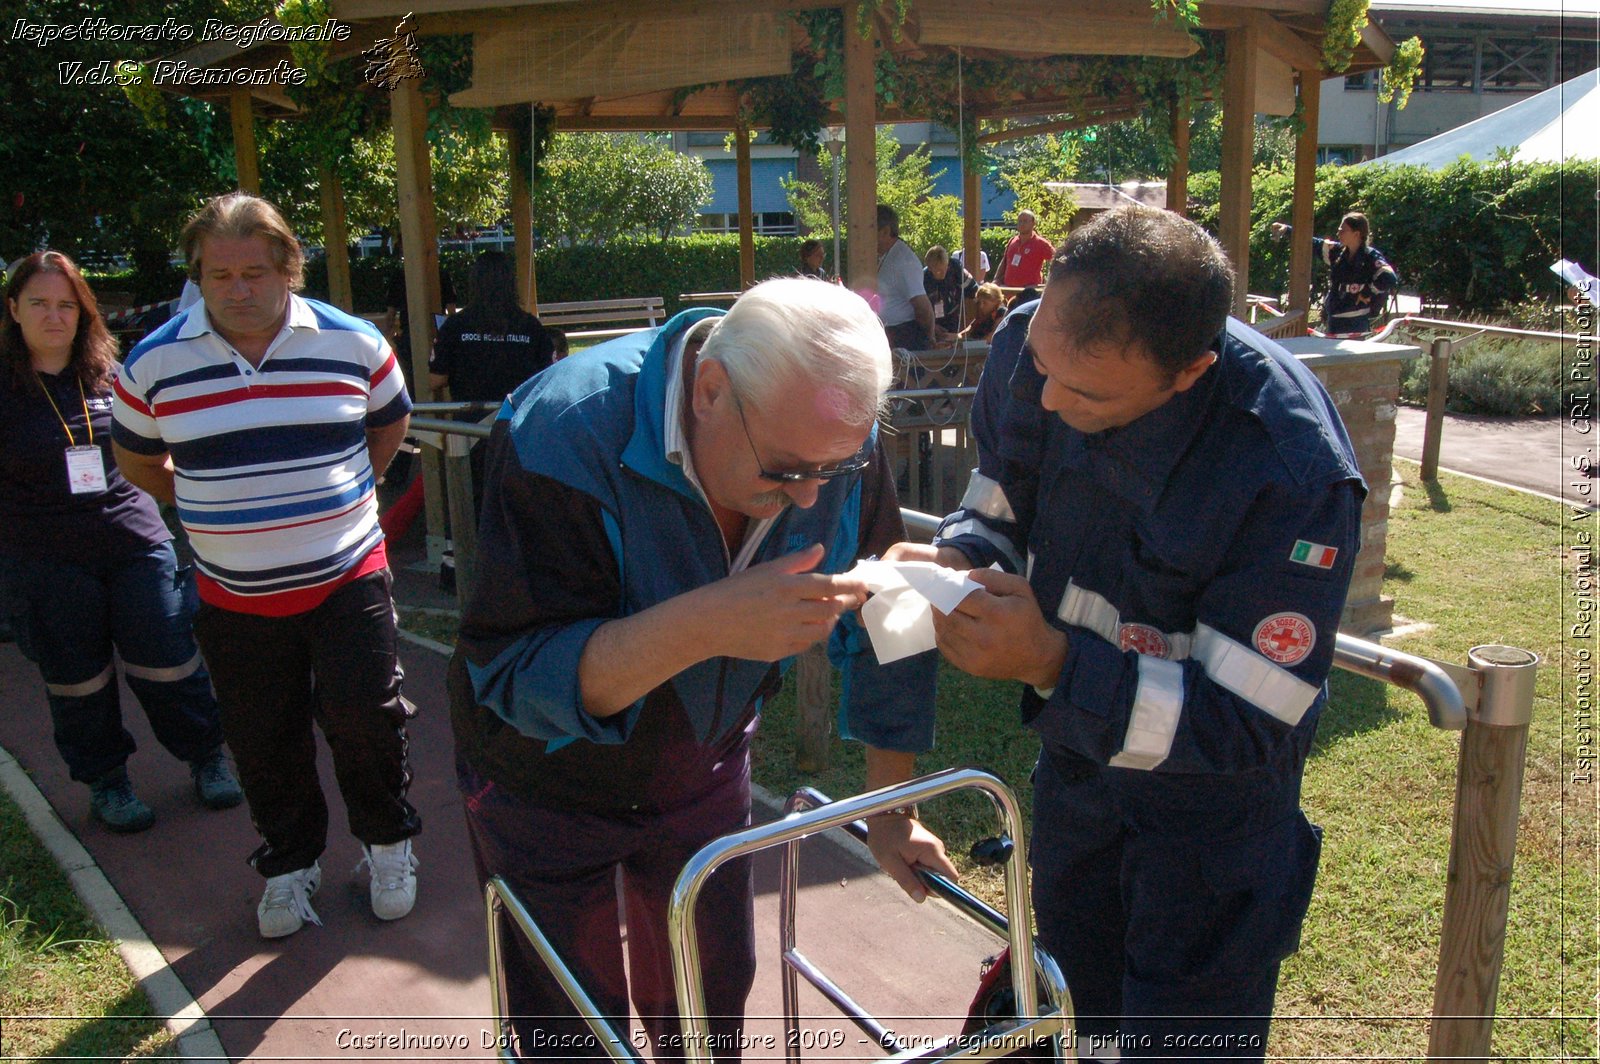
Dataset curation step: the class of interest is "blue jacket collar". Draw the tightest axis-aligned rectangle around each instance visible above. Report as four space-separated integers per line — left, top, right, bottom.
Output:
621 307 725 499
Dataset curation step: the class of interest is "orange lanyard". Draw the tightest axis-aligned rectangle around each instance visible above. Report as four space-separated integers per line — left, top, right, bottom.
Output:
35 372 94 448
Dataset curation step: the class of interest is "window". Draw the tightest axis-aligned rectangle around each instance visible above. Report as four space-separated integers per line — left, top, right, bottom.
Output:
685 131 778 147
696 212 798 235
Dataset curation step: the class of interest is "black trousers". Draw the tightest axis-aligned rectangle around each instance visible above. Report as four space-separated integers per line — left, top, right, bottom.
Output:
194 569 420 878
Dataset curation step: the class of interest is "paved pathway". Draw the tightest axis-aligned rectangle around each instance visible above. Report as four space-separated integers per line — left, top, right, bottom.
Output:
1392 406 1582 501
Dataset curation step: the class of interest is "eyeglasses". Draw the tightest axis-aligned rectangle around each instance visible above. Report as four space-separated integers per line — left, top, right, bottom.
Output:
733 397 873 483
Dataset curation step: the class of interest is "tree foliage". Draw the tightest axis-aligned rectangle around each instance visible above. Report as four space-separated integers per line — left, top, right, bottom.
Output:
1187 156 1598 311
782 127 964 253
531 134 713 246
0 0 268 288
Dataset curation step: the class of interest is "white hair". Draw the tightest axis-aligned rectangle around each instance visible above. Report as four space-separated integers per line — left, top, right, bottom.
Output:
700 277 892 426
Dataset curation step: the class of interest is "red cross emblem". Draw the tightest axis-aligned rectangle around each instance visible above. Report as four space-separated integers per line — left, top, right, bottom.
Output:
1253 613 1316 664
1118 623 1171 658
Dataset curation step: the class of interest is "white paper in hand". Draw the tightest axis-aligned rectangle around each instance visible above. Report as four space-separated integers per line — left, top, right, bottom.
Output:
850 560 985 663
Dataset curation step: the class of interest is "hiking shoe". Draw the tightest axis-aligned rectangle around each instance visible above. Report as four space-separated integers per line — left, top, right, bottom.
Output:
89 766 154 833
190 750 243 810
258 863 322 939
357 839 418 921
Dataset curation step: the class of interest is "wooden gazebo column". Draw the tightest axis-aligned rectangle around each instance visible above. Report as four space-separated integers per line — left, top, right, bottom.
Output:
963 163 983 283
391 74 449 564
229 90 261 195
319 164 354 312
508 118 539 312
1287 70 1321 317
843 14 877 290
1219 22 1259 315
735 123 756 288
1167 92 1190 217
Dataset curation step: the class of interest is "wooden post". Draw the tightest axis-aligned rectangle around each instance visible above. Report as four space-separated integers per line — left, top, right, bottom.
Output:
1166 91 1190 217
229 89 261 195
391 75 449 565
508 120 539 312
1288 70 1321 315
843 12 877 290
1430 646 1539 1062
735 123 756 289
319 164 353 312
1220 23 1259 316
963 163 984 283
443 440 479 611
794 645 833 773
1421 336 1450 481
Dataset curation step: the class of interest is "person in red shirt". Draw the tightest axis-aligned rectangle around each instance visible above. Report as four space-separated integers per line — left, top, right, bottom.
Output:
996 210 1054 290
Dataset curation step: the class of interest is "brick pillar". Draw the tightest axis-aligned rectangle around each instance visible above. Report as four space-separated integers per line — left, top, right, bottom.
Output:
1300 347 1423 634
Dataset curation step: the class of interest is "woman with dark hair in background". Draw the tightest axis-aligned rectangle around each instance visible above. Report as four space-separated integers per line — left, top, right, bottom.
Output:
1272 212 1399 335
0 251 239 832
428 251 556 510
797 238 831 280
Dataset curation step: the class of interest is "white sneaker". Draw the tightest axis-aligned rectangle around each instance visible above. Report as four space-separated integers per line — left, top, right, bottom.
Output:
257 863 322 939
358 840 418 921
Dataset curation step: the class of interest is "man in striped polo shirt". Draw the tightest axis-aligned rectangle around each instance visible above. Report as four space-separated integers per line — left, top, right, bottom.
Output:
112 192 421 939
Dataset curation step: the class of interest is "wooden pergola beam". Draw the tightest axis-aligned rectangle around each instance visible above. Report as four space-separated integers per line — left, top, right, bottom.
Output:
229 89 261 194
1168 91 1191 217
391 75 449 563
977 107 1143 145
507 119 539 312
1287 70 1320 316
319 163 353 311
844 15 877 290
735 123 756 288
1219 21 1259 316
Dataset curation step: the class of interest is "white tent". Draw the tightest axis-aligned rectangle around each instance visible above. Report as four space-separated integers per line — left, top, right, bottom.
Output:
1357 69 1600 169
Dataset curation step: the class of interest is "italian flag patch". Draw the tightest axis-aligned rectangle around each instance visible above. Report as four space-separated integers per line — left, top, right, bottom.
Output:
1290 540 1339 569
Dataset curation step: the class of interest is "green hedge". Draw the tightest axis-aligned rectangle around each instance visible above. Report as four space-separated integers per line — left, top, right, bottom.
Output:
296 230 1015 318
1188 158 1598 313
89 229 1017 320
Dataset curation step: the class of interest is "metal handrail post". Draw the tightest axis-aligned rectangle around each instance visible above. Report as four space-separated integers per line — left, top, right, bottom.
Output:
484 877 644 1063
667 768 1051 1064
1429 645 1540 1062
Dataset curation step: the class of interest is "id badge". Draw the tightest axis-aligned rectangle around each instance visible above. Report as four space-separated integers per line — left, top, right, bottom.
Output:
65 445 108 494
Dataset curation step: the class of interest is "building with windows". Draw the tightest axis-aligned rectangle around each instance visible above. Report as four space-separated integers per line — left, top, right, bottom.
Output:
675 123 1017 236
1318 0 1599 163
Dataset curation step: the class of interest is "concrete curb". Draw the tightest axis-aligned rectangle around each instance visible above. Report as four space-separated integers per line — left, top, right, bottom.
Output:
1392 454 1581 509
0 743 229 1063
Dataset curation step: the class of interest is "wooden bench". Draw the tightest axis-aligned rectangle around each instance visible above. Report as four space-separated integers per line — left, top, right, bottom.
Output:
536 296 665 341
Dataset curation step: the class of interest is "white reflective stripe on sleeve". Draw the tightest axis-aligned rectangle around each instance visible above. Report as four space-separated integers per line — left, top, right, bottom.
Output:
122 649 204 684
938 518 1023 573
1108 655 1185 771
958 470 1017 523
45 662 115 698
1055 581 1193 658
1056 582 1120 644
1192 623 1319 726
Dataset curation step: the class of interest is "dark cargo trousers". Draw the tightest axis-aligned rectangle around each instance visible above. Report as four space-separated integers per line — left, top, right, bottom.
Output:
194 569 420 878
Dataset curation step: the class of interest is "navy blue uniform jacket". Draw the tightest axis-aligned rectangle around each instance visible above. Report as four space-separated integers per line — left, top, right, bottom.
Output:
938 308 1366 774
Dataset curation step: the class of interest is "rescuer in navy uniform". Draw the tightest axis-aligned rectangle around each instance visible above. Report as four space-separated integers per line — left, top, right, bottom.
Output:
895 206 1366 1060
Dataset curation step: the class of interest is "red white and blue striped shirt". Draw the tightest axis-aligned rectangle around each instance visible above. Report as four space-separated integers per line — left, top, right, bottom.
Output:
111 295 411 616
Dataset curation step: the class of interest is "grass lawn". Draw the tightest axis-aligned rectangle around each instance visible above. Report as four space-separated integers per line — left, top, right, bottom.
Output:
754 465 1595 1060
0 788 173 1059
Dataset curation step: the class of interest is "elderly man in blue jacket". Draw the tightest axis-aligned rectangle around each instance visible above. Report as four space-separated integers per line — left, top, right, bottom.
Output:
895 206 1366 1060
449 277 954 1060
